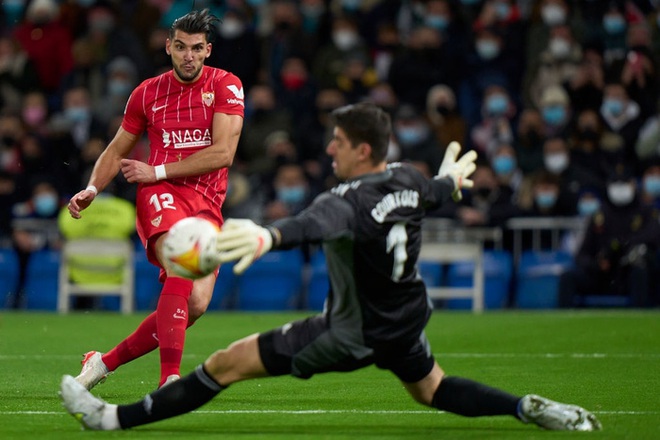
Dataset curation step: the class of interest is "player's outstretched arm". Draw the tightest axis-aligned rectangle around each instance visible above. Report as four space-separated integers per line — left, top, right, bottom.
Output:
436 141 478 201
216 219 277 274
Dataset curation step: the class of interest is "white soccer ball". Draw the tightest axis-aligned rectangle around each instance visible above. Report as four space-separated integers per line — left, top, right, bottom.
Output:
162 217 221 279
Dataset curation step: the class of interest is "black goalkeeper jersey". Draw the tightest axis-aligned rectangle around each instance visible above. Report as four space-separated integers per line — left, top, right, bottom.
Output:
272 163 455 346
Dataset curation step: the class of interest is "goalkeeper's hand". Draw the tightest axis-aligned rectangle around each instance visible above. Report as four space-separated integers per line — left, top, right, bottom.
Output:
216 219 273 275
436 141 478 201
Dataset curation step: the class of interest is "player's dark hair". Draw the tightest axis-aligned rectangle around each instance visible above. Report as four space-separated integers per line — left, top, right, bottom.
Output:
170 8 219 42
331 103 391 164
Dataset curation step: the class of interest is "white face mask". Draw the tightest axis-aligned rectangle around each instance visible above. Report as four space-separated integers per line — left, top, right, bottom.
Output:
544 153 569 174
541 4 566 26
549 37 571 58
607 182 635 206
332 30 359 51
220 18 245 39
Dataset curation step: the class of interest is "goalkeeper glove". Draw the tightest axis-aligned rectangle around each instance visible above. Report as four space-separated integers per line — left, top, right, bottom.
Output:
436 141 478 201
216 219 273 275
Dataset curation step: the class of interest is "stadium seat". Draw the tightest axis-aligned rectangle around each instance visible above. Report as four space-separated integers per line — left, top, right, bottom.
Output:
211 261 237 310
515 250 573 309
418 260 443 287
445 249 513 309
133 251 162 311
236 249 304 311
24 249 60 311
306 250 329 311
0 247 19 308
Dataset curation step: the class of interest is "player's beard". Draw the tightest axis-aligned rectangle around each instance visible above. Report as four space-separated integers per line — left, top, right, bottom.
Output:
173 63 203 82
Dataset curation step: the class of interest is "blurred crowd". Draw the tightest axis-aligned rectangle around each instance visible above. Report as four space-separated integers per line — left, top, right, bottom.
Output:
0 0 659 306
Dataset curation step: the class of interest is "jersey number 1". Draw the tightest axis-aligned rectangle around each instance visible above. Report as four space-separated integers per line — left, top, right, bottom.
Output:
386 222 408 282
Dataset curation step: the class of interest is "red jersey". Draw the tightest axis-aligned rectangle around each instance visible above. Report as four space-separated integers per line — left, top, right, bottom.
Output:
122 65 244 209
122 66 244 270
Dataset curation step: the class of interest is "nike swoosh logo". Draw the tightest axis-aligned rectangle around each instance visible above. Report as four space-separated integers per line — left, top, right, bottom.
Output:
152 104 167 112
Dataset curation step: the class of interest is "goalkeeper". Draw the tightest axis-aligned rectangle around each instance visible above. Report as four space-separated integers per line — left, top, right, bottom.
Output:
60 103 601 432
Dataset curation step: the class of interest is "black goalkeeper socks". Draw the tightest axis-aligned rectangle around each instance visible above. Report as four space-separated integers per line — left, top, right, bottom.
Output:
432 376 521 418
117 364 225 429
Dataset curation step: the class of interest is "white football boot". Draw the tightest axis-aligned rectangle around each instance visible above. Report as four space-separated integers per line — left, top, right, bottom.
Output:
60 375 119 430
75 351 110 390
519 394 602 431
161 374 181 388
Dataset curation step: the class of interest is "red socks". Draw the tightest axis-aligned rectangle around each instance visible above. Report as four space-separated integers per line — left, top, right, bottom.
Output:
101 277 194 387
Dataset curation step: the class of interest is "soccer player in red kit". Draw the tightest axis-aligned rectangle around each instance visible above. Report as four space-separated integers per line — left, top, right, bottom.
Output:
66 9 244 389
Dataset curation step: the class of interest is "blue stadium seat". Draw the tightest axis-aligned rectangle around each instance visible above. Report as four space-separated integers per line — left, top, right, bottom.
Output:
418 260 443 287
211 261 237 310
445 250 513 309
306 250 329 311
0 247 19 308
236 249 304 310
133 251 162 311
24 249 60 311
515 250 573 309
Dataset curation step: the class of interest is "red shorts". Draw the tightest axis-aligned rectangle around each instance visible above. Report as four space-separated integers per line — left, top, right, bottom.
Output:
135 181 224 280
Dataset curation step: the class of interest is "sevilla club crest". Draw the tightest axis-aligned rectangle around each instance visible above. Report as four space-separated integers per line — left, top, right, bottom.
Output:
202 92 214 107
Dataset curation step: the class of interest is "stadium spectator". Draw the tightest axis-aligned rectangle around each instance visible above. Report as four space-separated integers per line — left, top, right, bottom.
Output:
514 107 545 174
640 159 660 210
335 51 378 104
60 102 601 433
19 91 50 138
263 161 315 223
519 169 576 218
67 9 245 390
566 43 605 113
558 166 660 308
275 56 318 124
618 44 658 118
537 85 572 139
93 56 139 126
0 36 41 111
392 103 443 176
470 84 516 157
425 84 467 150
12 0 74 98
489 142 523 198
10 180 63 308
59 37 108 104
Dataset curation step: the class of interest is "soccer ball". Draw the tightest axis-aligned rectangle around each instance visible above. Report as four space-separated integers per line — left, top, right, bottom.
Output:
162 217 221 279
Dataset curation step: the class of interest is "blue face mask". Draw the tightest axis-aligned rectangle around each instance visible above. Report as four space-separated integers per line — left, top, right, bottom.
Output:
542 105 566 126
643 176 660 197
277 186 306 204
602 98 624 117
341 0 361 11
494 2 510 19
34 193 58 217
2 0 24 20
425 15 449 31
396 125 428 146
603 15 626 34
492 155 515 175
535 191 557 209
66 106 91 123
578 198 600 216
476 40 500 60
108 80 132 97
485 94 508 116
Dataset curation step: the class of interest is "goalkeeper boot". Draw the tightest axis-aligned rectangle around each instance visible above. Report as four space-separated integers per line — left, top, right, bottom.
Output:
60 375 119 430
75 351 110 390
519 394 602 431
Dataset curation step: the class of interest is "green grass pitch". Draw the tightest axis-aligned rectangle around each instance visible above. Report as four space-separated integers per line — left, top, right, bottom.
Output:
0 310 658 439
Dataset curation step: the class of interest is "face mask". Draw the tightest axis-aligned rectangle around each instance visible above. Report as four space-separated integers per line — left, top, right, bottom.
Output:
396 125 428 146
108 79 132 96
2 0 24 19
425 14 449 31
476 39 500 60
436 104 450 116
34 193 58 217
544 152 569 174
578 128 599 142
541 4 566 26
332 30 359 51
281 73 306 91
601 98 624 117
492 155 515 175
65 106 91 123
603 15 626 34
460 0 480 5
542 105 566 126
535 190 557 209
578 198 600 216
494 2 510 19
22 106 46 125
301 4 325 19
608 182 635 206
341 0 361 11
643 175 660 197
277 186 306 204
476 187 492 199
485 94 508 115
549 37 571 58
89 17 115 33
220 18 245 39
